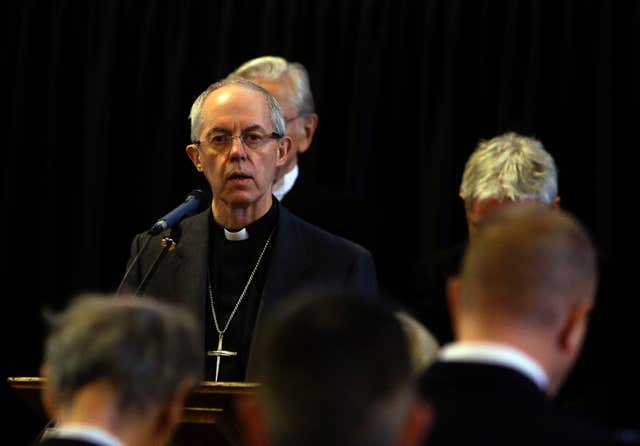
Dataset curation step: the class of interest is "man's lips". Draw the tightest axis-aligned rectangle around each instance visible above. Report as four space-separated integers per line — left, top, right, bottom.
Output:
226 172 253 183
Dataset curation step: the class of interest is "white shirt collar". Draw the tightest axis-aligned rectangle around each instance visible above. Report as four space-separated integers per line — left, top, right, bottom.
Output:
224 227 249 241
438 341 549 390
273 164 299 201
47 423 124 446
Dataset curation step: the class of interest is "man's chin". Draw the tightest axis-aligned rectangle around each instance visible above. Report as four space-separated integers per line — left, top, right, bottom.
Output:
218 190 271 209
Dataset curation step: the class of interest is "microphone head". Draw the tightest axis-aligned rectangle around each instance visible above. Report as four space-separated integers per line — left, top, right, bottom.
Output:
186 189 204 200
148 188 212 235
187 188 212 212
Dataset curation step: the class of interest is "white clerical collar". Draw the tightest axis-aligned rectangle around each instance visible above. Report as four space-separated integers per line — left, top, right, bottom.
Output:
273 164 299 201
438 341 549 391
224 227 249 241
47 423 124 446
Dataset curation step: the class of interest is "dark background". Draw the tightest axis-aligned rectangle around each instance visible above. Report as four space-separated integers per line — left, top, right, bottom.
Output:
5 0 638 443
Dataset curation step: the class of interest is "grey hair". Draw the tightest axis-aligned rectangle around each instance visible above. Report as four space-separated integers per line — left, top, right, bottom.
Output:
43 293 202 414
189 77 286 143
230 55 315 116
460 132 558 206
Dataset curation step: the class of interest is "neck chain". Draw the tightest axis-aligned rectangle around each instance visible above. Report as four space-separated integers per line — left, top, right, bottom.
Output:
206 226 276 381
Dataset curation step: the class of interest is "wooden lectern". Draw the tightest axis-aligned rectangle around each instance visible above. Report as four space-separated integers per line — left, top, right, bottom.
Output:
7 376 258 445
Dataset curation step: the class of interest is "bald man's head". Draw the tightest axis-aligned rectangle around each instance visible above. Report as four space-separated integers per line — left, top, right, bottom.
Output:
459 204 597 328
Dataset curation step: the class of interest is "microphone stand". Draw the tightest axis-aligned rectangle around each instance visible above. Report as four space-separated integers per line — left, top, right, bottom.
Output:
116 232 178 297
134 236 176 296
115 236 152 295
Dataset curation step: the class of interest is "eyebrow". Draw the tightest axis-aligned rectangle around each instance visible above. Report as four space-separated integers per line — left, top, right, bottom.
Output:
205 124 268 138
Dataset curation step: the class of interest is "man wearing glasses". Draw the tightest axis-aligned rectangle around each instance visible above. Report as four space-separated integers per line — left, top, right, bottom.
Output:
229 56 318 205
122 77 378 383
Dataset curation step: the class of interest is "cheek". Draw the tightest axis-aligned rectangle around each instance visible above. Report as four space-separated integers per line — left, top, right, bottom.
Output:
201 158 225 179
259 156 280 181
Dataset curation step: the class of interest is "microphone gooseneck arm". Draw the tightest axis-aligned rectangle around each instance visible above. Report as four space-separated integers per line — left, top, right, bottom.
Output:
116 236 152 295
135 237 176 296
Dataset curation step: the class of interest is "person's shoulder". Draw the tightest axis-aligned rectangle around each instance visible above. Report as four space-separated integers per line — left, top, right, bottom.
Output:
283 178 374 234
419 360 544 402
420 361 629 446
280 204 372 256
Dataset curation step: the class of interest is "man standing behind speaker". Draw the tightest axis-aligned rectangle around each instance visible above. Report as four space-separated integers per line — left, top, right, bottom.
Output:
121 77 378 383
229 56 390 296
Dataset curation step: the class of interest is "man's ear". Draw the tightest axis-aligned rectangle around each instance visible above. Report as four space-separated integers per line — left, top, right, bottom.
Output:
396 401 433 446
277 137 293 166
446 275 462 338
40 364 58 420
297 113 319 154
552 195 561 209
558 300 593 355
153 378 195 443
186 144 203 171
234 394 269 446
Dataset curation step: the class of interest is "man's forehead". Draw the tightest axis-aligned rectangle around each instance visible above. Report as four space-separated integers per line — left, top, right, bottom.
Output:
206 84 266 107
202 85 271 125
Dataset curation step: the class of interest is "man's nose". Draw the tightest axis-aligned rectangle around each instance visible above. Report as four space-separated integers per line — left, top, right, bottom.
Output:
228 135 248 158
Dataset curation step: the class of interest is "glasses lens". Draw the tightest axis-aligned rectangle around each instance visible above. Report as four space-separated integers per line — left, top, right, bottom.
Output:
204 131 277 151
242 132 268 149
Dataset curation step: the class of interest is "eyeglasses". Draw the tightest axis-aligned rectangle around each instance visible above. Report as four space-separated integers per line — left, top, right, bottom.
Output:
195 131 282 152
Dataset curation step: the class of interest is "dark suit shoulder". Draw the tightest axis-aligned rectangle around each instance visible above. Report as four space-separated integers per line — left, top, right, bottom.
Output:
281 175 376 248
276 204 379 297
420 361 624 446
280 204 373 258
420 361 544 405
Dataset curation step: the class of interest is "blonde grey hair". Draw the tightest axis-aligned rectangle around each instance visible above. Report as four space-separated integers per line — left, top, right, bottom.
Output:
460 132 558 206
230 55 315 116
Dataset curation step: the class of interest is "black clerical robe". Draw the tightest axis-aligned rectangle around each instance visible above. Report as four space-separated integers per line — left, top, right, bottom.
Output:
122 200 379 381
204 202 277 381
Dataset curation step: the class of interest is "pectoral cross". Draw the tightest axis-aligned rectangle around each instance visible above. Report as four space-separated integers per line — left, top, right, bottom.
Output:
207 333 237 382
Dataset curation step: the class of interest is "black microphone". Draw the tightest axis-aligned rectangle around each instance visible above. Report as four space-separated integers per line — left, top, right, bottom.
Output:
148 189 207 235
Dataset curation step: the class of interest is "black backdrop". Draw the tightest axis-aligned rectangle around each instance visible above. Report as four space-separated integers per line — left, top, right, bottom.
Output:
5 1 639 443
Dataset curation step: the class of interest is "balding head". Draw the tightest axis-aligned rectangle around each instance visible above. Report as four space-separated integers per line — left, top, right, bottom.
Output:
459 204 597 329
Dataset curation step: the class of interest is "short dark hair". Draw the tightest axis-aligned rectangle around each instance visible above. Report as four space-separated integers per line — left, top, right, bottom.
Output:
43 293 203 414
253 293 416 446
460 204 597 327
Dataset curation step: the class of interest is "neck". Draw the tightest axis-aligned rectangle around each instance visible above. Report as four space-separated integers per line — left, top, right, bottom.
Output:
212 194 273 229
54 382 164 446
275 158 297 182
457 318 560 395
